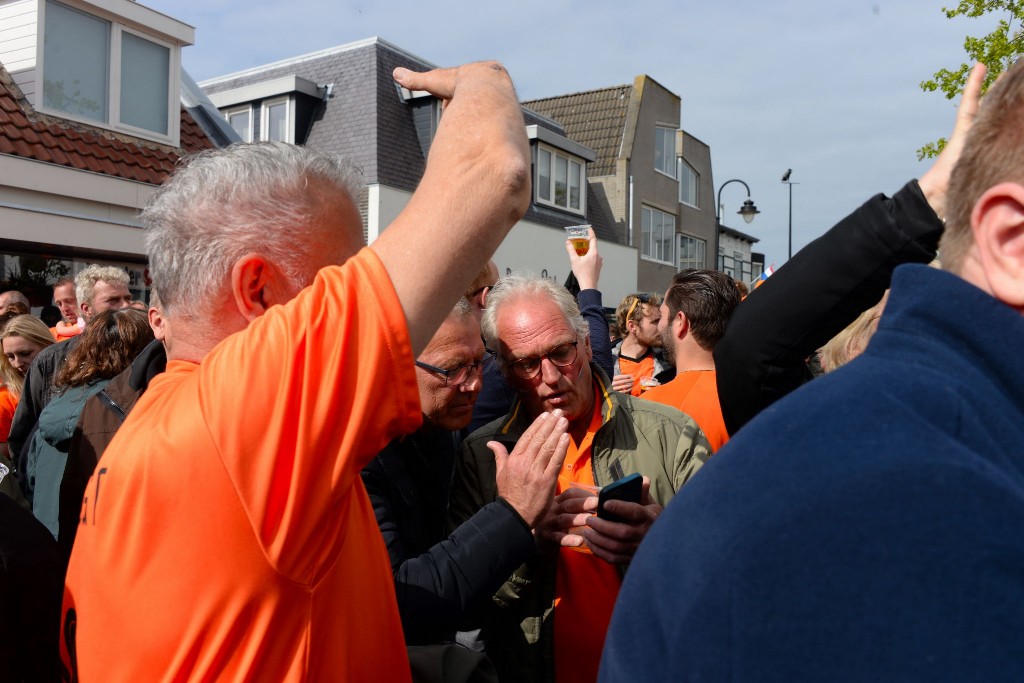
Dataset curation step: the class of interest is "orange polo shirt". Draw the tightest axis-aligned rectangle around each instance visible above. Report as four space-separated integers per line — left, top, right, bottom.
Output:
62 248 422 682
643 369 729 451
554 388 622 683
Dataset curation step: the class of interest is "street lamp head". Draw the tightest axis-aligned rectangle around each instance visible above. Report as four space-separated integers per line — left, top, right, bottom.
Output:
739 199 760 224
781 169 792 182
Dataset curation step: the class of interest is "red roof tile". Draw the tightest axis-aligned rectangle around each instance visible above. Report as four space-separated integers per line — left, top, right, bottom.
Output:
0 66 217 184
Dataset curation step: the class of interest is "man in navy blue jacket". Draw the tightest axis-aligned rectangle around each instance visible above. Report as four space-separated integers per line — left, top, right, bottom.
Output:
601 62 1024 681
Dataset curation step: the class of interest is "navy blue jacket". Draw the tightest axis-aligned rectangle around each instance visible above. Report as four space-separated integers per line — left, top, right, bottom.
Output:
601 265 1024 681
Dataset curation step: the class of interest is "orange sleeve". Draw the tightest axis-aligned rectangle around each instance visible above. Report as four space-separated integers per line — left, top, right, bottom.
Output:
0 388 16 441
195 248 422 575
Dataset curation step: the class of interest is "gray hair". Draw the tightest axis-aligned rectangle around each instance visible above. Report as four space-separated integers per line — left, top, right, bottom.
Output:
480 273 588 356
142 142 363 320
75 265 129 308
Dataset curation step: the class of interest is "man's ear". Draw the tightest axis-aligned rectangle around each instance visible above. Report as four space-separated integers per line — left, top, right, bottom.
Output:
673 311 690 341
148 306 166 341
230 254 279 323
971 182 1024 308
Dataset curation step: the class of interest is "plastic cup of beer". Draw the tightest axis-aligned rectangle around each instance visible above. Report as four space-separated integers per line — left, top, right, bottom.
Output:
639 377 660 393
565 224 591 256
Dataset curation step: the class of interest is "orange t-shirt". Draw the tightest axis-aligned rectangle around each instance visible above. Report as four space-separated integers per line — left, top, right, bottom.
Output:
62 248 422 682
642 369 729 451
554 390 622 683
0 386 17 441
617 353 656 397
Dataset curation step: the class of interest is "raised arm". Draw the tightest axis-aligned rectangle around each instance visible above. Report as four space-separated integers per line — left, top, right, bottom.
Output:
566 227 614 378
372 63 531 354
715 63 986 435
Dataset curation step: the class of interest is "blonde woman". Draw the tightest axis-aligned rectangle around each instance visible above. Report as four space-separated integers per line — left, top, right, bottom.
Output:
0 314 54 504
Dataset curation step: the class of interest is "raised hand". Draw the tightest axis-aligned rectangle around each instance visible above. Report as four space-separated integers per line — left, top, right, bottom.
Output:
919 62 987 220
492 410 570 528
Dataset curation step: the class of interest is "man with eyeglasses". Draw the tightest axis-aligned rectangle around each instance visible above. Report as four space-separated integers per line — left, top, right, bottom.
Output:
610 292 673 396
450 273 710 683
362 297 569 650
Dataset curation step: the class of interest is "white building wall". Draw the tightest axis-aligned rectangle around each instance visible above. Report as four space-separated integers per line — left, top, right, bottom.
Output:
0 153 153 256
0 0 38 99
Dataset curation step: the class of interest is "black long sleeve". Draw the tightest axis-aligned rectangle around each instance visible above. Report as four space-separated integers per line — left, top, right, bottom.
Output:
714 180 944 435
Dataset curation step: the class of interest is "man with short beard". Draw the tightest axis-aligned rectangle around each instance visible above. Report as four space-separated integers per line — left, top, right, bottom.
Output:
641 269 740 452
609 292 672 395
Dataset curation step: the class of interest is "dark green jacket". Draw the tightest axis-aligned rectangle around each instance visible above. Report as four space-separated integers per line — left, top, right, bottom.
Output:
448 365 710 682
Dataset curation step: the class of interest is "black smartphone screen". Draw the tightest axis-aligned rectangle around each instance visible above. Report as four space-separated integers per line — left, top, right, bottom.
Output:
597 472 643 523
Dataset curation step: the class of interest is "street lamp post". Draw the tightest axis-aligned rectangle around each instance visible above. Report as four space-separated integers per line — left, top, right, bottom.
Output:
781 169 798 260
715 179 759 273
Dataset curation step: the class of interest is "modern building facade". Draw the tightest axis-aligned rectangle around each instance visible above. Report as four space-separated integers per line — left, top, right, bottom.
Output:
201 37 640 305
524 77 719 297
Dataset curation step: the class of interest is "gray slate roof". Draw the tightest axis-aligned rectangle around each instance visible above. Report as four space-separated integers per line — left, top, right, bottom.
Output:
201 37 434 193
523 85 632 177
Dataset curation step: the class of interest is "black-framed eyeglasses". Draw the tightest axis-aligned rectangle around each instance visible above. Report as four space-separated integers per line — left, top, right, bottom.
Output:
508 339 579 379
415 352 493 386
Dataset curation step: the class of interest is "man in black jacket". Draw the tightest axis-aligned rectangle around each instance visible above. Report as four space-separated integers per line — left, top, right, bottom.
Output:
361 297 568 645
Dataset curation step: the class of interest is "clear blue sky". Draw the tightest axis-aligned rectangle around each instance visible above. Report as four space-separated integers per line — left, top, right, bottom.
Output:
148 0 983 266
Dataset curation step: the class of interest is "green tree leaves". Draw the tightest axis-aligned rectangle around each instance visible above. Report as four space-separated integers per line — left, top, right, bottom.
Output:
918 1 1024 159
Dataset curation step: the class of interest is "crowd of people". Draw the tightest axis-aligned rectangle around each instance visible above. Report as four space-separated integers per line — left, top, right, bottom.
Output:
0 57 1022 682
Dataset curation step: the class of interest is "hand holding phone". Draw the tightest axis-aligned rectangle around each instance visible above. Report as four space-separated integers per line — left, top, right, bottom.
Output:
597 472 643 523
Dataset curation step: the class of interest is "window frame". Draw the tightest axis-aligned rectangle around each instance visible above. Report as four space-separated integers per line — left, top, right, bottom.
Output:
38 0 179 146
640 205 676 265
260 97 293 143
679 159 699 208
534 143 586 215
654 126 677 179
223 105 253 143
678 233 706 270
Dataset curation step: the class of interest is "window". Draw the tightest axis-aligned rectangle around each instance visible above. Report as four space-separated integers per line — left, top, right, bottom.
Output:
224 106 252 143
535 144 585 214
679 160 699 207
641 206 675 264
42 0 175 141
678 234 706 269
262 98 290 142
718 248 733 277
654 127 676 178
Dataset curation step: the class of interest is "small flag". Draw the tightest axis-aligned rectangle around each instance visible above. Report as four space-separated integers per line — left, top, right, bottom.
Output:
760 264 776 280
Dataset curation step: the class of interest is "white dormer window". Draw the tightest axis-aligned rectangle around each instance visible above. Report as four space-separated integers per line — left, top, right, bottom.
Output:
261 97 290 143
24 0 190 146
223 105 252 143
536 143 585 215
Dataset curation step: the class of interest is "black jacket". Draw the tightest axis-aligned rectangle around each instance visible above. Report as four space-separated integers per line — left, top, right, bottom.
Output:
361 427 535 646
57 340 166 564
714 180 944 435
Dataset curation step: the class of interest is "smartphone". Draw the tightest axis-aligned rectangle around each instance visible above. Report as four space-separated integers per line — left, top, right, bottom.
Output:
597 472 643 523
